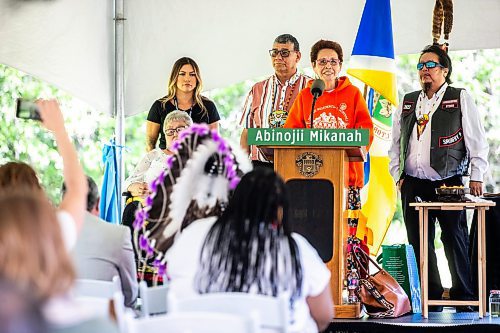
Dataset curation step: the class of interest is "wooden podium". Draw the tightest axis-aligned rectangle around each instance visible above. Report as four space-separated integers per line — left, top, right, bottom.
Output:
250 128 370 318
270 145 366 318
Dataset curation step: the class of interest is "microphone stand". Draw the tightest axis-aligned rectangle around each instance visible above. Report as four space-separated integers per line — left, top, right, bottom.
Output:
310 94 319 129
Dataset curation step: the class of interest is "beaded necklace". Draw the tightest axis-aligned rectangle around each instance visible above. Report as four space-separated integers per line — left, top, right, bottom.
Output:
416 88 445 140
267 75 297 129
271 75 296 112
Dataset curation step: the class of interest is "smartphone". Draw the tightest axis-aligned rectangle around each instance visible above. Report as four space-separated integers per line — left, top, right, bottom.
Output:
16 98 41 121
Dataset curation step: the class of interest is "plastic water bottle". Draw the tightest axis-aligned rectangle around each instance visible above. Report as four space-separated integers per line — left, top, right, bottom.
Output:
347 268 360 303
490 290 500 317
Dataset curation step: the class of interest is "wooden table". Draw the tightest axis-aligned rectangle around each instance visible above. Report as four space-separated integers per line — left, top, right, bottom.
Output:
410 201 496 318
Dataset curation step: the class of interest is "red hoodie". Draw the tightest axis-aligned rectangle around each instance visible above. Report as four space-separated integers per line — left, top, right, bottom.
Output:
283 76 374 187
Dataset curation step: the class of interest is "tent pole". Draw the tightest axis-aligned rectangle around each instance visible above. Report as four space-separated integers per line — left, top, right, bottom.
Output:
114 0 125 218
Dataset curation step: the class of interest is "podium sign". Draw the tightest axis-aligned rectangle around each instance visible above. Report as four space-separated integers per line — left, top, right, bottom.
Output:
248 128 369 147
254 128 367 318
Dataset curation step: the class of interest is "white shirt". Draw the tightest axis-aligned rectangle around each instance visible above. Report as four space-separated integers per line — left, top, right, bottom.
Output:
389 84 489 182
57 210 77 250
166 217 330 333
124 148 168 190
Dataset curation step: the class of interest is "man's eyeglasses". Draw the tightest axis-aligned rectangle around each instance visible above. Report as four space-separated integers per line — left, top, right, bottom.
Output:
269 49 293 58
316 58 341 67
417 61 444 70
165 126 188 137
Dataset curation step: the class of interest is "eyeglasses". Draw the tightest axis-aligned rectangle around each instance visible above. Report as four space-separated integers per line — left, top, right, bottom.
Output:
165 126 188 136
316 58 341 66
269 49 294 58
416 61 444 70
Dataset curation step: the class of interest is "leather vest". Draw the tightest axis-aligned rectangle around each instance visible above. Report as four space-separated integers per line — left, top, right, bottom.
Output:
399 86 469 179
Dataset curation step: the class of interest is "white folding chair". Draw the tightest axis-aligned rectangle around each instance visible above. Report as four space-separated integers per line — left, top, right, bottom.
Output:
139 280 168 317
74 275 121 299
169 292 290 333
73 276 123 320
125 310 258 333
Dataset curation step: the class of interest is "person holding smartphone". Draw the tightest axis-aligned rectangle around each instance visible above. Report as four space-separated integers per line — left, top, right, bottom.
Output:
1 99 87 249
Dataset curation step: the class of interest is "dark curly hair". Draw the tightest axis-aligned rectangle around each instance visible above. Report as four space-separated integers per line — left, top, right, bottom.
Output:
310 39 343 64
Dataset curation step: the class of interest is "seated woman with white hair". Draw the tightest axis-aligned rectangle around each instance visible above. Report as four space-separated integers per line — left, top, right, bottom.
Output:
124 110 193 198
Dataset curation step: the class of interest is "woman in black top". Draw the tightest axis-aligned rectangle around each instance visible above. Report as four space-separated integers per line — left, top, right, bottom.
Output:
146 57 220 151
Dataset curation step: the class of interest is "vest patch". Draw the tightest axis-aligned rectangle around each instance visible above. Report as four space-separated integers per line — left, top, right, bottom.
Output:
441 99 459 109
439 128 464 147
402 101 413 113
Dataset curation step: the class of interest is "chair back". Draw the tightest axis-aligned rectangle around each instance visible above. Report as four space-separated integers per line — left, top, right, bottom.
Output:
74 275 121 299
125 311 258 333
169 292 290 333
139 280 168 317
73 276 123 321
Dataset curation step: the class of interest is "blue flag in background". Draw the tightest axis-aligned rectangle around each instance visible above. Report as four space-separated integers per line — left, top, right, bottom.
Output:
347 0 398 255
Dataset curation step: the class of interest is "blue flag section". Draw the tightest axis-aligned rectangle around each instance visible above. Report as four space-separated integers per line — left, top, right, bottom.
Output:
99 139 123 224
351 0 395 59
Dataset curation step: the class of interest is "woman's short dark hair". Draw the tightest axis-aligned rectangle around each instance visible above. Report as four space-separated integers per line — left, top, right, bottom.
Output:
420 44 453 84
310 39 343 64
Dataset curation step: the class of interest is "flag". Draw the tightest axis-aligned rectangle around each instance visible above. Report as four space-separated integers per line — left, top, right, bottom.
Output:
99 139 122 224
347 0 398 255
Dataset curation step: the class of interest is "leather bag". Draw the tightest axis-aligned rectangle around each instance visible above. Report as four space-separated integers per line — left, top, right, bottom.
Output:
353 245 412 318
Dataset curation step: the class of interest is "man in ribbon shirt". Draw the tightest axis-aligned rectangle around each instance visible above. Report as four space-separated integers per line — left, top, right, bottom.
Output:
389 44 489 311
239 34 310 168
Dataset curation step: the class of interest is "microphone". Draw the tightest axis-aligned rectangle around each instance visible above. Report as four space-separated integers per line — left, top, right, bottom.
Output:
310 79 325 98
310 79 325 128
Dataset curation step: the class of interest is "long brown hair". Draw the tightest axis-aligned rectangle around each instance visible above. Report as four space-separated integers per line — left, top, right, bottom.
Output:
0 162 41 190
160 57 208 116
0 191 75 302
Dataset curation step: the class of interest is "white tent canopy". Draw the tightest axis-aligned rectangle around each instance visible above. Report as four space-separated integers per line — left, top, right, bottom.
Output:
1 0 500 117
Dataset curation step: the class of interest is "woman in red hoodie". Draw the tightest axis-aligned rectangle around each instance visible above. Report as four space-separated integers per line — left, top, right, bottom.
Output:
284 39 373 189
284 40 374 291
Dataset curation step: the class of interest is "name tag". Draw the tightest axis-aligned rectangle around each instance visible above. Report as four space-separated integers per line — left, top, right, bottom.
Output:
402 101 414 113
439 128 464 147
441 99 459 109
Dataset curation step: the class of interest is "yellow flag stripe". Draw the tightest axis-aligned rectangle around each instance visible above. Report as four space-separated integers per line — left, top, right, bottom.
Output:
357 155 397 255
347 69 398 106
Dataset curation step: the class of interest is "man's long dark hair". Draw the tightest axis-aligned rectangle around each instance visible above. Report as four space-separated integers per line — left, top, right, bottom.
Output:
194 168 303 303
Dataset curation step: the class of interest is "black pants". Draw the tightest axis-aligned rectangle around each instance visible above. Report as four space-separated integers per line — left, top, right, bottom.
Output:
401 175 474 300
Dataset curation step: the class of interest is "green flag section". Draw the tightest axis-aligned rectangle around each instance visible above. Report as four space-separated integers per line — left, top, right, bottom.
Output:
247 128 369 147
372 94 394 128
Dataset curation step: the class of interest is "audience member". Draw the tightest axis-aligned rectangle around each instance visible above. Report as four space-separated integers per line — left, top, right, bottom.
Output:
166 168 333 332
0 278 47 333
125 111 192 198
0 192 81 326
0 99 87 249
134 124 251 283
146 57 220 152
67 176 138 308
0 100 115 329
